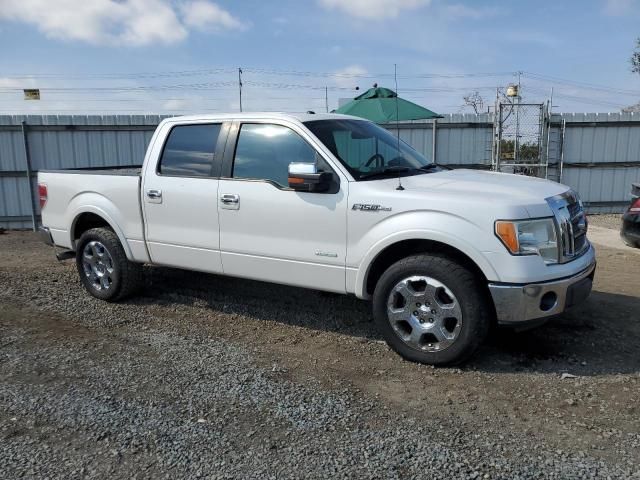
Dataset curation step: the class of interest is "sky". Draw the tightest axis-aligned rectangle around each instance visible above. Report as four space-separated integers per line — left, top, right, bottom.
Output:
1 0 640 115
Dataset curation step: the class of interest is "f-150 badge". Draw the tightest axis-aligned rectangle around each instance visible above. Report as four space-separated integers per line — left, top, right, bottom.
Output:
352 204 392 212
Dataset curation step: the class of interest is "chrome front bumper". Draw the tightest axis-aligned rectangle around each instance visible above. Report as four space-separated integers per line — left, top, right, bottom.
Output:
488 259 596 326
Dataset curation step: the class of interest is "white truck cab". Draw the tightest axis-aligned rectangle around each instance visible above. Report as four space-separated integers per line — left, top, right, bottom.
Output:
38 113 596 365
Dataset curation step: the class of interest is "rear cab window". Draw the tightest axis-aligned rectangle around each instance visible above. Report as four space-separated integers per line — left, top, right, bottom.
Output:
159 124 222 177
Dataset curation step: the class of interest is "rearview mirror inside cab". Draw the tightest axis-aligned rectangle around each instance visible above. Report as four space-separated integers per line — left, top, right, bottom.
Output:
288 162 332 192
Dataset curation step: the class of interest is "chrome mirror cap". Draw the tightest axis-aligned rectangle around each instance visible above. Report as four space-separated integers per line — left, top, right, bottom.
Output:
288 162 317 175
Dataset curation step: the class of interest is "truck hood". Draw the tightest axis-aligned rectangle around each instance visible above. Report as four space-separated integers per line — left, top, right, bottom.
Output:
395 169 570 218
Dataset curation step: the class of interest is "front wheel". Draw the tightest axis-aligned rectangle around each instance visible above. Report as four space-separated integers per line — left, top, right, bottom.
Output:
75 227 143 301
372 253 490 366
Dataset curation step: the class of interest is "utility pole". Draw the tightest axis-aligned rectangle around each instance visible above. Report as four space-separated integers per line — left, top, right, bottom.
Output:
238 67 243 112
325 86 329 113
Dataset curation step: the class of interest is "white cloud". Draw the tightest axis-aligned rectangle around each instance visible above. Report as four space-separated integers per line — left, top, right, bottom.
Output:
333 65 368 88
162 98 189 111
443 4 500 19
502 30 558 48
0 0 244 46
0 77 29 89
603 0 634 15
318 0 430 19
180 1 246 32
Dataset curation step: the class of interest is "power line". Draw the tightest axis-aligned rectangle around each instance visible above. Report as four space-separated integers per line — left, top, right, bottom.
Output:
1 66 517 80
0 68 236 80
241 67 517 80
3 64 633 96
522 72 640 97
524 85 627 108
0 81 238 93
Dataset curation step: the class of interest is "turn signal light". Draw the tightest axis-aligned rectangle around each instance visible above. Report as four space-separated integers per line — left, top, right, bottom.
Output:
495 221 519 253
38 183 48 209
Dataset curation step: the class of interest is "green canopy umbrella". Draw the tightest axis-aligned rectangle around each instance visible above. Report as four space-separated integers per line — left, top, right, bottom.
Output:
333 87 442 123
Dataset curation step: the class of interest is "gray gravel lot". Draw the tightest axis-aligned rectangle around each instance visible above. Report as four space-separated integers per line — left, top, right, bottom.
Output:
587 213 624 230
1 232 639 479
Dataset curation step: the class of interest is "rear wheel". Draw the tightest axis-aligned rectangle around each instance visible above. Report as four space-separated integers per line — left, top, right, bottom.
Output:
372 253 490 366
75 227 143 301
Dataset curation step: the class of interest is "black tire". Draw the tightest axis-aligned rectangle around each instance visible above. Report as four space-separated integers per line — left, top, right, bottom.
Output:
621 236 640 249
372 253 490 366
75 227 143 301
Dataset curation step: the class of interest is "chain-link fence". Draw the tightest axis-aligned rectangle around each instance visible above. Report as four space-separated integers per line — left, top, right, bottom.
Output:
496 102 545 177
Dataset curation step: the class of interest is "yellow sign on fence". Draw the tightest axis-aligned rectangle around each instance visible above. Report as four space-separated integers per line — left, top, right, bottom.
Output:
23 89 40 100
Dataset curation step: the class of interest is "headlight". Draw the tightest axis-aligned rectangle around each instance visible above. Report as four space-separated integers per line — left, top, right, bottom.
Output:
495 218 559 264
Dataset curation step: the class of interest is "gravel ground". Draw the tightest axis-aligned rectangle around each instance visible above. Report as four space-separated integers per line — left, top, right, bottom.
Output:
587 213 624 230
1 232 639 479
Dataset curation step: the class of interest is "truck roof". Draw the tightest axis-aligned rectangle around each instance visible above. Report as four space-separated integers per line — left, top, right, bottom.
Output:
162 112 364 124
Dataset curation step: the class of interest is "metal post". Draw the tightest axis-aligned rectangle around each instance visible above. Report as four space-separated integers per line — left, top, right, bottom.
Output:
537 104 544 178
558 119 566 184
20 121 37 231
431 118 437 163
495 103 503 172
492 87 500 171
238 67 243 112
490 90 496 170
544 90 553 180
325 86 329 113
514 98 520 167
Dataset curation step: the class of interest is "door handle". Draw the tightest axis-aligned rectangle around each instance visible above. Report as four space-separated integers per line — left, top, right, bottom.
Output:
220 194 239 204
146 189 162 199
220 193 240 210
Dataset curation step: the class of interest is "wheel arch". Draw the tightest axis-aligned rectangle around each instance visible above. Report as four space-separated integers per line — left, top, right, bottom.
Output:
356 234 498 300
70 208 133 260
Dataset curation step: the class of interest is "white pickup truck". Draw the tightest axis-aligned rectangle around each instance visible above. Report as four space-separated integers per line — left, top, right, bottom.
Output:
38 113 596 365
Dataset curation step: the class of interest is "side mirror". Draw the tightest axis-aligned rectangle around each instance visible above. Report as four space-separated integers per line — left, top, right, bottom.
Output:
288 162 332 192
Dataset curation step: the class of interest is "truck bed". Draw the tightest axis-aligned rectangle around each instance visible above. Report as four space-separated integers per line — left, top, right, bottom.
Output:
38 168 144 254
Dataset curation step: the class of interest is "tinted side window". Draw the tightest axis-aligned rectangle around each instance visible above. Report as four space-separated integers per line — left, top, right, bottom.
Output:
159 124 222 177
233 124 317 187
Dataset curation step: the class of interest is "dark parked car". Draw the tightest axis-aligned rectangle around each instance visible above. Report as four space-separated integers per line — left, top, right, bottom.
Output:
621 183 640 248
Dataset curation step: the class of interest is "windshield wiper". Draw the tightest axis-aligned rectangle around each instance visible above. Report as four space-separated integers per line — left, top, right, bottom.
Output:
418 163 440 171
358 166 412 180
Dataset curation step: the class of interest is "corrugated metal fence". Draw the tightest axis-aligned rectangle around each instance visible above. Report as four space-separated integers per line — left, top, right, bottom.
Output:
1 112 639 229
547 113 640 213
387 112 640 214
0 115 168 229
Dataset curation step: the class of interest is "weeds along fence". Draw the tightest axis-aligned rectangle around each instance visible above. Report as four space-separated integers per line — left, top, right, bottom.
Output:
1 112 639 229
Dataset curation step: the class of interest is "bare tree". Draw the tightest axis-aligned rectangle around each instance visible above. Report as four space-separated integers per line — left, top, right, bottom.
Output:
463 91 484 114
622 103 640 113
623 38 640 112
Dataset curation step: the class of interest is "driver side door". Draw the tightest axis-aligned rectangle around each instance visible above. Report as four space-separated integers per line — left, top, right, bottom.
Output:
217 120 349 293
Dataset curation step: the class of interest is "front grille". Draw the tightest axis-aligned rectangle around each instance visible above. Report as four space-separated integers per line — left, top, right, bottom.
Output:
547 191 589 263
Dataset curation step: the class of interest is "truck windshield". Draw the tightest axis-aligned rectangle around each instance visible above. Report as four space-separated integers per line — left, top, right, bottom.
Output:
304 119 439 181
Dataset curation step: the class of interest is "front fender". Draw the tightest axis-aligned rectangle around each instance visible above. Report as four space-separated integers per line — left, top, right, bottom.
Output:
350 211 501 299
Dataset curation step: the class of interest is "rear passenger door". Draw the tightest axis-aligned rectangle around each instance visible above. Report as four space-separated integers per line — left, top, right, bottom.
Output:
142 121 228 273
